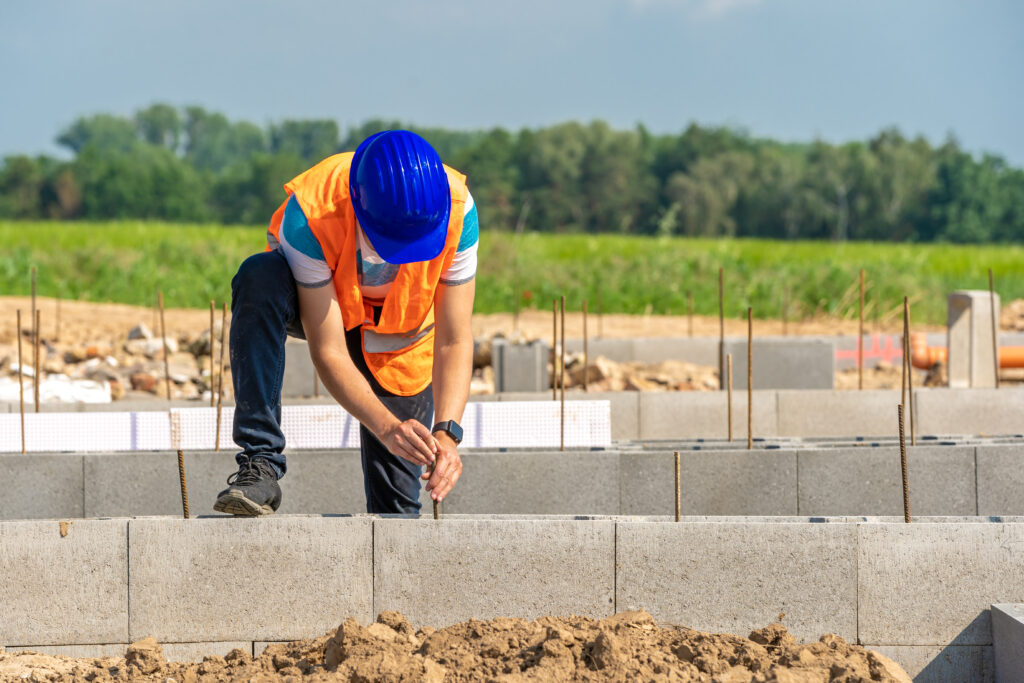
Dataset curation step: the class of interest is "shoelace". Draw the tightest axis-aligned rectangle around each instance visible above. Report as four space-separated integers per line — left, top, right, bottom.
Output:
226 460 270 487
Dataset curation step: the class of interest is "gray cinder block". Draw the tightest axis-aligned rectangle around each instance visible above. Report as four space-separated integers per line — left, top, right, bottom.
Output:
373 519 615 627
723 339 834 390
858 523 1024 646
916 389 1024 436
977 446 1024 516
993 604 1024 683
631 338 720 365
282 340 318 398
866 645 993 682
638 391 778 439
948 290 1000 389
492 339 549 393
0 454 84 519
128 517 373 642
777 389 902 437
616 521 857 643
0 519 128 646
442 451 619 515
563 338 634 362
797 446 977 516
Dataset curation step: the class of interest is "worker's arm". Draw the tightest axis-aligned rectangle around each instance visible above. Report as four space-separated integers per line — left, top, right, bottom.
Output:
297 284 437 467
423 278 475 501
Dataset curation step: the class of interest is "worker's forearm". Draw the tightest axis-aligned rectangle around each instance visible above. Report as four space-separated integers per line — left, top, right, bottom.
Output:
309 347 398 438
432 339 474 425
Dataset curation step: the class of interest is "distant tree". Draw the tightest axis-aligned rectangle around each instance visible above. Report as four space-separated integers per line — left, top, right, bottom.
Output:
57 114 137 155
270 120 339 164
135 103 183 151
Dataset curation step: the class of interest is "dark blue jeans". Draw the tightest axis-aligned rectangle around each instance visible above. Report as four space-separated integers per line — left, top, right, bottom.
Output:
230 250 432 513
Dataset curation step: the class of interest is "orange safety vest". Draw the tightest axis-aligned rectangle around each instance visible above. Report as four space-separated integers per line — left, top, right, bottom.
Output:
266 152 468 396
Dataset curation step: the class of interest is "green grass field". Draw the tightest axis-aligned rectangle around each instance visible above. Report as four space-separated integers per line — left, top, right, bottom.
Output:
2 220 1022 324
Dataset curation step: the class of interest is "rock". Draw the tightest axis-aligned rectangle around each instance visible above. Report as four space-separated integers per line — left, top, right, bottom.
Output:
128 323 154 341
130 372 158 393
124 338 178 358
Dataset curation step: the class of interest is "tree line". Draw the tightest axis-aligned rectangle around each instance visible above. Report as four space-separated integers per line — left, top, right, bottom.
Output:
2 103 1023 242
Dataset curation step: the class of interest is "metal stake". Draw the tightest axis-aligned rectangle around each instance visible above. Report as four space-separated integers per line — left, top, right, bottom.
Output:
582 299 589 392
177 449 190 519
747 307 753 451
17 310 25 454
901 297 908 412
727 353 733 442
215 303 227 451
990 269 1000 388
209 301 216 407
674 451 681 522
904 298 915 446
718 267 725 388
560 295 566 452
313 371 320 398
34 310 41 413
552 299 558 400
858 269 865 390
898 404 911 523
158 292 171 402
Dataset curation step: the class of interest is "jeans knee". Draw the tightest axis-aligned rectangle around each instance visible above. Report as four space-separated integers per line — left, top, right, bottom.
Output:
232 251 292 301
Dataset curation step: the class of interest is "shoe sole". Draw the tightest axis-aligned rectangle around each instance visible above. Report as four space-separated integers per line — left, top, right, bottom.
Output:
213 490 276 517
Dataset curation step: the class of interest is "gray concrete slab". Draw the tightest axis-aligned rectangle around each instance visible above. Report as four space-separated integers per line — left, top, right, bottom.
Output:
616 521 857 643
493 339 549 392
724 339 834 390
618 452 680 516
867 645 992 682
373 518 615 627
993 604 1024 683
682 450 798 516
797 446 977 516
777 390 903 437
916 388 1024 436
977 446 1024 516
442 451 619 515
638 391 778 440
858 523 1024 646
282 339 318 399
128 517 373 642
563 338 634 362
0 519 128 646
632 338 720 365
0 454 83 519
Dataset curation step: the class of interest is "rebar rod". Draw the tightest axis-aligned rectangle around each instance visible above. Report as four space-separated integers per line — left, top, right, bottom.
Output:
674 451 681 522
904 298 915 446
17 310 25 454
215 303 227 451
560 295 566 452
898 404 910 523
34 310 40 413
159 292 171 402
177 449 190 519
582 300 589 392
718 267 725 388
209 301 216 407
727 354 733 442
990 269 1000 389
552 299 558 400
859 270 865 391
747 307 753 450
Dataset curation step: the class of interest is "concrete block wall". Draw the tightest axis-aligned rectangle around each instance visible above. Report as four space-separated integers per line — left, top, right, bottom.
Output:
993 604 1024 683
2 516 1021 681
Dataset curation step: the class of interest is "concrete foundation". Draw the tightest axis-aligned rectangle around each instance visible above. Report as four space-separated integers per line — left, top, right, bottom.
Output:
992 603 1024 683
724 338 835 390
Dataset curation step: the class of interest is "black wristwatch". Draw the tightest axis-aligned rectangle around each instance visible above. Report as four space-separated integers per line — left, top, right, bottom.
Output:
432 420 463 445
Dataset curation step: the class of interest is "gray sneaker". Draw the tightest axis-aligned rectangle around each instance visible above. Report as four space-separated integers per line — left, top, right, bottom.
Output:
214 458 282 516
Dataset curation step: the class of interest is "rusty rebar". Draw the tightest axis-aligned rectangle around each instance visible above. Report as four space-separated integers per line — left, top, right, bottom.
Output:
560 295 566 452
687 290 694 338
990 269 1000 389
727 353 733 442
177 449 190 519
898 404 910 523
17 310 25 454
313 371 320 398
433 499 439 520
747 307 753 450
209 301 216 406
904 298 915 446
858 269 865 391
215 303 227 452
674 451 681 522
582 299 589 392
552 299 558 400
718 267 725 387
159 291 171 402
34 310 41 413
901 296 908 412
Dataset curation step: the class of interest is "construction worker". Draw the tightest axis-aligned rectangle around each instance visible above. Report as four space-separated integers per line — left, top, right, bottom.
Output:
214 130 476 515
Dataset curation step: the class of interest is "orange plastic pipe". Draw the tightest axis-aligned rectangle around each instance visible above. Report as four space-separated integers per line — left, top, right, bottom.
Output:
909 333 1024 369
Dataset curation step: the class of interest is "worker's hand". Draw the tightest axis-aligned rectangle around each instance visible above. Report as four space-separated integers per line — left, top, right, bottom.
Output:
422 432 462 502
380 419 438 467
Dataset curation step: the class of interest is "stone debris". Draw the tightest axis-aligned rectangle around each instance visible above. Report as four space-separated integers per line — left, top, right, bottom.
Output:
0 610 911 682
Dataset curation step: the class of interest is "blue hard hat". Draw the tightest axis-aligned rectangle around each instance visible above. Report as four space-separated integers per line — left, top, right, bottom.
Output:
349 130 452 264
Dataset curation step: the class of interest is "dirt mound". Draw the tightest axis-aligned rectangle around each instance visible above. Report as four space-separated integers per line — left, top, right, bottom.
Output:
0 610 910 682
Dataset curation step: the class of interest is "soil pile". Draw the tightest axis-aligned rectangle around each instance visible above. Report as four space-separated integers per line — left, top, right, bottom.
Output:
0 610 911 682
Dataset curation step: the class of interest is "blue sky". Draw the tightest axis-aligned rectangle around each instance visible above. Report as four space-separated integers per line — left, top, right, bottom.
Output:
2 0 1022 163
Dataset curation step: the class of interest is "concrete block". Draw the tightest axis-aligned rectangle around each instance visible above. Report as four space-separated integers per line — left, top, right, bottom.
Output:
616 522 857 643
0 454 83 519
916 388 1024 436
0 519 128 645
282 339 317 398
993 604 1024 683
858 523 1024 646
777 389 903 437
492 339 549 392
442 451 619 515
374 519 614 626
797 446 977 516
977 446 1024 516
563 338 634 362
631 337 720 365
948 290 1000 389
866 645 992 682
128 517 373 642
723 339 834 390
638 391 778 440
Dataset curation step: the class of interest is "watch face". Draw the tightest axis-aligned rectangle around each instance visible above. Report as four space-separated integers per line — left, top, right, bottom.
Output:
448 421 463 443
